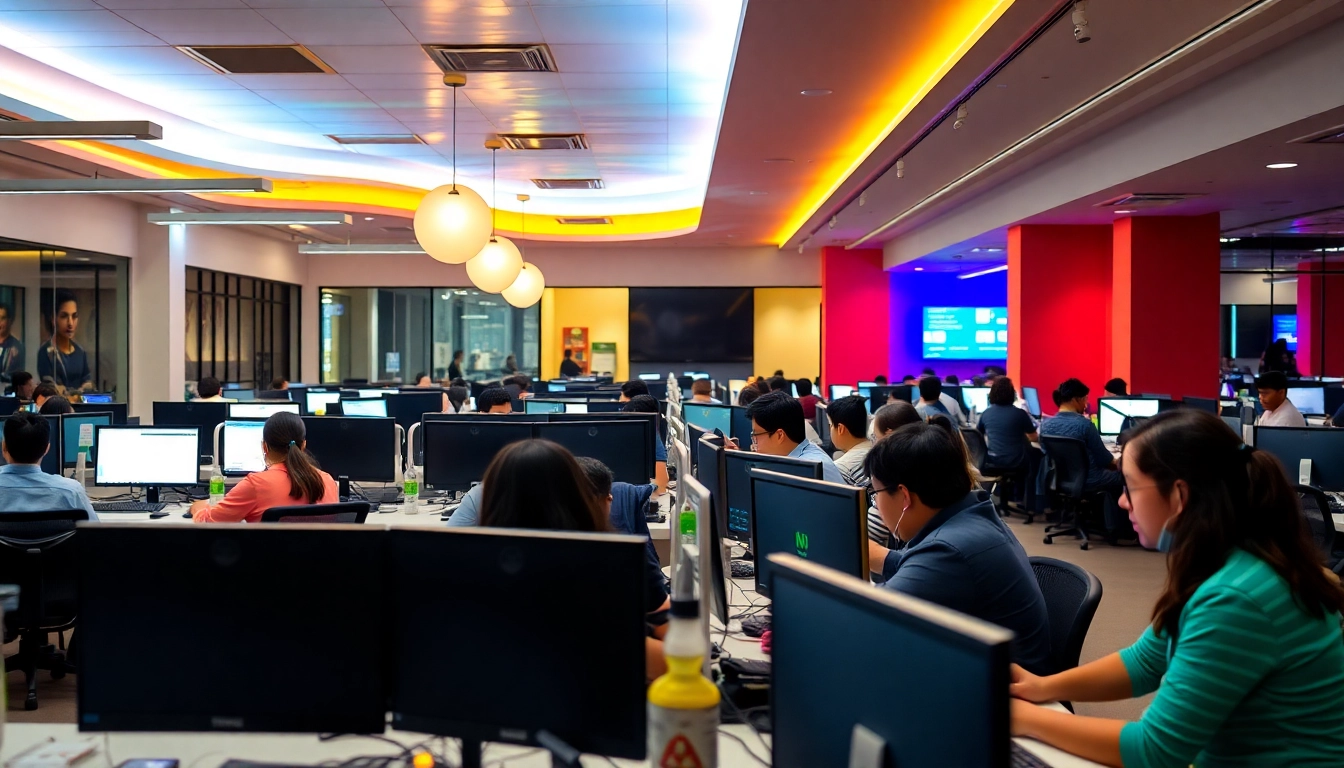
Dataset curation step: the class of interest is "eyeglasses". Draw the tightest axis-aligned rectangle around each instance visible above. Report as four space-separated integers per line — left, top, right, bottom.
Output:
750 429 775 444
869 484 901 497
1121 482 1158 503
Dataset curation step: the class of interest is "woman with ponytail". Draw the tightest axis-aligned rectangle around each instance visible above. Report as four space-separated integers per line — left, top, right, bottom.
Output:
1011 409 1344 767
190 411 338 523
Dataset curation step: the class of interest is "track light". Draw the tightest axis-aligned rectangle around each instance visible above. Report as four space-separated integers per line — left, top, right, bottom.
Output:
953 105 968 130
829 216 837 230
896 159 905 179
858 190 867 207
1072 1 1091 43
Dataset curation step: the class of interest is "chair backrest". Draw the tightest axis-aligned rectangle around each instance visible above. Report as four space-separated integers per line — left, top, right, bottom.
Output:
0 510 88 630
960 428 989 471
260 502 372 524
1029 556 1103 675
1296 484 1335 562
1039 435 1090 500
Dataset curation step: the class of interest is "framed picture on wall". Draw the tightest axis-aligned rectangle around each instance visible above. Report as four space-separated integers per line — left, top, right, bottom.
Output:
0 285 25 380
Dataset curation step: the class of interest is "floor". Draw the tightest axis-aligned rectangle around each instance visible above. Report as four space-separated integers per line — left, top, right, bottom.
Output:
4 518 1165 724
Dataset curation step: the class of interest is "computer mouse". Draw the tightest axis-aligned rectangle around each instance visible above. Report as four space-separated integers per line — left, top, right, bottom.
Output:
149 511 170 519
182 511 193 519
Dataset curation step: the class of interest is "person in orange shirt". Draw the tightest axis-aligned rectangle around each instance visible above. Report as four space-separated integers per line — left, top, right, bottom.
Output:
190 411 339 523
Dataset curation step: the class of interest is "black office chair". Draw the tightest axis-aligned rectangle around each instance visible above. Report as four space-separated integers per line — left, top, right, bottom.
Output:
260 501 372 524
1039 435 1110 550
963 428 1032 523
1296 484 1341 572
0 510 87 710
1029 556 1103 678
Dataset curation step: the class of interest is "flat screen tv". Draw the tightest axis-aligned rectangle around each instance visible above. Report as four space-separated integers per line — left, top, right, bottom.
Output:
922 306 1007 360
629 288 753 363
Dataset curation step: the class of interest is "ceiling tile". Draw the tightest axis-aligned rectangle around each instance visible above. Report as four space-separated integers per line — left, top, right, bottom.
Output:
227 73 351 90
306 121 412 134
0 9 161 45
253 7 417 46
154 88 273 106
281 106 396 122
0 1 100 9
31 45 215 74
111 9 290 46
342 72 447 91
97 0 246 9
182 103 307 122
572 102 667 120
532 4 666 45
362 89 458 110
388 4 543 44
560 72 665 90
548 44 666 74
252 88 376 107
566 89 667 107
342 143 445 158
112 73 246 90
387 107 493 124
242 0 384 7
307 45 438 74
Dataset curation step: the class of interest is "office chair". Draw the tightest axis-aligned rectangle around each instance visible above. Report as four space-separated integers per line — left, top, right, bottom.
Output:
260 501 372 524
0 510 87 710
1028 556 1103 679
1039 435 1111 550
961 428 1033 523
1295 484 1341 572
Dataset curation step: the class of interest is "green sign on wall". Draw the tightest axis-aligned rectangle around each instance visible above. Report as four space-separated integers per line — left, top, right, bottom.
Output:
591 342 617 375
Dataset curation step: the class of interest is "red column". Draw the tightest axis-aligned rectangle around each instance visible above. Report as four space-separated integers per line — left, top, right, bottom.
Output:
1297 260 1344 377
1008 225 1112 413
1111 214 1221 398
821 246 890 389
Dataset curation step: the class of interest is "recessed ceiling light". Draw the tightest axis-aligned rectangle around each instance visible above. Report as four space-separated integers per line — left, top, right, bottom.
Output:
363 216 374 221
1266 163 1297 169
1113 209 1136 214
748 190 769 195
800 89 833 96
914 267 924 271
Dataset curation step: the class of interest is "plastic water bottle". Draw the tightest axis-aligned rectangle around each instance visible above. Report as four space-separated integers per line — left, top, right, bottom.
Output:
403 464 420 514
74 448 87 486
679 498 697 549
209 464 225 506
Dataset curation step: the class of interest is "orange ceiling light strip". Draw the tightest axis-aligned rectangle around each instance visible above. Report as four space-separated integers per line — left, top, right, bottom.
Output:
771 0 1016 247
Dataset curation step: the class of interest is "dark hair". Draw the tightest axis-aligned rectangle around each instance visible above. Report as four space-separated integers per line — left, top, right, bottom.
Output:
925 412 980 481
479 440 607 532
563 349 573 359
767 376 789 394
972 376 986 387
1054 378 1089 406
477 387 512 411
691 379 712 395
746 390 805 444
920 367 936 377
827 396 868 438
901 375 917 384
944 375 959 385
269 377 287 389
773 370 785 377
0 302 11 320
755 378 772 393
512 374 532 393
575 456 614 500
450 377 467 388
453 349 464 360
33 382 58 401
198 376 221 398
1255 371 1288 391
38 395 73 415
917 376 942 401
41 287 78 324
873 401 920 435
1104 377 1128 396
984 365 1006 377
737 384 762 406
620 380 649 399
2 411 49 463
263 412 326 503
873 375 888 385
864 421 972 508
1125 409 1344 634
11 371 32 389
622 394 659 414
447 385 469 411
795 378 813 397
988 376 1017 407
413 371 428 383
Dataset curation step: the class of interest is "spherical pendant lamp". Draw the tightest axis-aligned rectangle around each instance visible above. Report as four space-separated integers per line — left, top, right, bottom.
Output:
502 261 545 308
466 235 524 293
413 184 492 264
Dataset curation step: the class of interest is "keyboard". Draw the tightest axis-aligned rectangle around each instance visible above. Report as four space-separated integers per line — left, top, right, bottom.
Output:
92 501 167 513
730 560 756 579
1010 743 1050 768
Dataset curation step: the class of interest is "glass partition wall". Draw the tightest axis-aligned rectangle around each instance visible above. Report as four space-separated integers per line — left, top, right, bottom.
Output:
320 287 539 384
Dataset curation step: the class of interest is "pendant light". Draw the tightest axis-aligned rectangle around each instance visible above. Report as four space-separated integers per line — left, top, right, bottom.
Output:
465 140 523 292
503 193 546 308
413 72 492 264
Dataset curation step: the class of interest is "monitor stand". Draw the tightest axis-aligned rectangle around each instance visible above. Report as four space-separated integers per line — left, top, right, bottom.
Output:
338 475 351 501
144 486 161 505
848 724 891 768
459 732 581 768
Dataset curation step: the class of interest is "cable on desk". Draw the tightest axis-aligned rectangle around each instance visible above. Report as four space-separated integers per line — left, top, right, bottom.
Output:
720 729 770 767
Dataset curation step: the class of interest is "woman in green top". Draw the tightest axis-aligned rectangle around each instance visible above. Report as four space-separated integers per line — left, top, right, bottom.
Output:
1011 408 1344 767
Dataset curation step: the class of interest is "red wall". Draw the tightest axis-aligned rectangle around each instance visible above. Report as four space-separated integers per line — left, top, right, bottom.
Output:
821 247 890 389
1008 225 1112 413
1297 260 1344 377
1112 215 1220 398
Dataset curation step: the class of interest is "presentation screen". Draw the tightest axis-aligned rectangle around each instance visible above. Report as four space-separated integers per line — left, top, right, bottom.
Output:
1273 314 1298 352
922 307 1007 359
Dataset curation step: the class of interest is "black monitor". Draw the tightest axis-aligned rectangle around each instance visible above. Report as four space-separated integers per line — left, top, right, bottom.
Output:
0 396 18 417
228 402 301 420
422 420 534 492
77 525 386 733
749 469 867 598
941 384 964 408
152 401 227 462
1022 387 1041 419
540 420 653 486
388 528 648 766
867 385 896 414
61 411 111 467
254 389 292 401
386 391 445 434
769 554 1014 768
1182 396 1219 415
722 450 823 544
1254 426 1344 491
300 416 397 491
585 400 625 413
71 400 127 425
643 380 669 401
693 435 730 625
1326 387 1344 420
815 402 831 440
92 426 201 503
729 404 753 446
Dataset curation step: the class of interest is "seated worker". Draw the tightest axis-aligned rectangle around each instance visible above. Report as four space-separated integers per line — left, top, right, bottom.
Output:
795 378 821 420
575 457 666 598
944 374 960 386
476 439 670 679
865 402 922 549
977 376 1038 474
269 377 289 391
190 412 338 523
865 422 1052 674
413 372 433 387
38 395 73 415
689 378 720 404
559 348 583 377
1255 371 1306 428
873 375 889 386
10 371 35 401
1011 409 1344 766
828 395 873 487
32 382 57 411
618 379 649 403
194 376 226 402
502 374 533 400
1038 378 1128 533
622 395 669 494
1327 399 1344 428
447 385 469 414
901 375 918 385
913 376 951 420
476 387 514 414
767 375 790 396
0 412 97 519
737 383 762 406
1103 377 1128 397
729 390 843 484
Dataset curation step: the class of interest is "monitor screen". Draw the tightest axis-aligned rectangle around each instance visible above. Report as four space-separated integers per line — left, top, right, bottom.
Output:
681 402 731 436
305 391 342 415
541 421 652 486
922 306 1008 360
638 373 662 381
693 436 730 626
1098 398 1162 435
152 401 227 461
342 398 389 418
628 287 754 363
300 417 397 483
220 420 267 476
1273 314 1298 352
77 526 386 733
358 388 396 398
422 420 534 491
750 470 866 598
1255 426 1344 491
828 384 855 401
525 400 567 414
229 402 301 420
723 451 823 543
62 411 110 466
82 394 114 404
565 402 589 414
1022 387 1041 418
1287 387 1326 416
94 427 201 486
961 386 991 414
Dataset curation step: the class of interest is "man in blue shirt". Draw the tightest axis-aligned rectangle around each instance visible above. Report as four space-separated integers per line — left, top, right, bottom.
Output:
866 421 1052 674
913 376 951 421
0 412 97 519
733 390 843 484
1037 378 1126 531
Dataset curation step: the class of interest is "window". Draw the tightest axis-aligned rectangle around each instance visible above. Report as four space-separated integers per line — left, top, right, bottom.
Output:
187 267 299 388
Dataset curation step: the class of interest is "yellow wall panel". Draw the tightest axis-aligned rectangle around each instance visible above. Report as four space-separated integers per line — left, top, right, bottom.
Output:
540 288 630 380
754 288 821 381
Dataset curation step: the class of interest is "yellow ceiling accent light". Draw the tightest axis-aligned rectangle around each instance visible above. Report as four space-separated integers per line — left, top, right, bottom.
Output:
771 0 1016 247
414 73 493 264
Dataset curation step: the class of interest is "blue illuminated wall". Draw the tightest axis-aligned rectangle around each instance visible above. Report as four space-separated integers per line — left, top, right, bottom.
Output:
887 270 1009 381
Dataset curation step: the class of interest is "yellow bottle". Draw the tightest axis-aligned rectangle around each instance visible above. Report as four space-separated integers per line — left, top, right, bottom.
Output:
648 554 719 768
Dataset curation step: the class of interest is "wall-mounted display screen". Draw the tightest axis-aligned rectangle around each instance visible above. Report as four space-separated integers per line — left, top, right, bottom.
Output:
629 288 754 363
1273 314 1298 352
922 307 1007 359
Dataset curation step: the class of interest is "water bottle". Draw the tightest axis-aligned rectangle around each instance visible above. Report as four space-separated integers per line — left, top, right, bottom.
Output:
403 463 420 514
75 448 87 487
679 498 697 549
209 463 225 506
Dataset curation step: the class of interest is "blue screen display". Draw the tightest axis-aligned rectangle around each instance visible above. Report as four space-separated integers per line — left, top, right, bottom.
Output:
1273 314 1298 352
922 307 1008 359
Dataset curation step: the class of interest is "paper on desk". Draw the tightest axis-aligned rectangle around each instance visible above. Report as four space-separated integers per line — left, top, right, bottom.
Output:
5 738 97 768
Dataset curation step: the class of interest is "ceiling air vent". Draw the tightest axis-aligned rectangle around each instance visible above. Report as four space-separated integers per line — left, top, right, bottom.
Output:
177 45 332 75
328 134 425 145
500 134 589 151
533 178 604 190
556 217 613 226
1095 192 1206 209
1291 124 1344 144
423 44 557 73
382 226 415 234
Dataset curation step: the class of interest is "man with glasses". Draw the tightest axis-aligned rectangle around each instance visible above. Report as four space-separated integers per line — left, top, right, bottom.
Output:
733 390 843 484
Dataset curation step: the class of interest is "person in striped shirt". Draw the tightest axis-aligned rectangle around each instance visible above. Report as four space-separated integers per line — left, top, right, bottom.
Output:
1010 408 1344 767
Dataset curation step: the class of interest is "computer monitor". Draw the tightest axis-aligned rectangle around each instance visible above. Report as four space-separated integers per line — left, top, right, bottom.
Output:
769 554 1013 768
422 420 534 492
681 402 731 436
677 472 717 676
304 390 342 416
228 402 301 420
547 382 568 393
1022 387 1041 418
220 419 267 476
358 388 397 399
1327 387 1344 420
385 391 446 434
1254 426 1344 491
941 384 963 408
341 398 389 418
684 371 709 381
729 404 754 447
541 420 653 486
728 378 748 404
1181 396 1219 415
749 469 867 598
961 386 991 414
71 401 128 425
152 401 227 462
643 380 669 401
1287 387 1327 416
82 393 114 404
300 417 397 488
638 373 662 381
815 402 831 440
1097 397 1161 436
0 396 17 417
693 436 731 625
93 426 201 503
77 525 386 733
666 412 687 454
722 451 824 544
828 384 855 401
388 528 647 765
525 399 568 414
868 386 898 415
61 411 110 467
